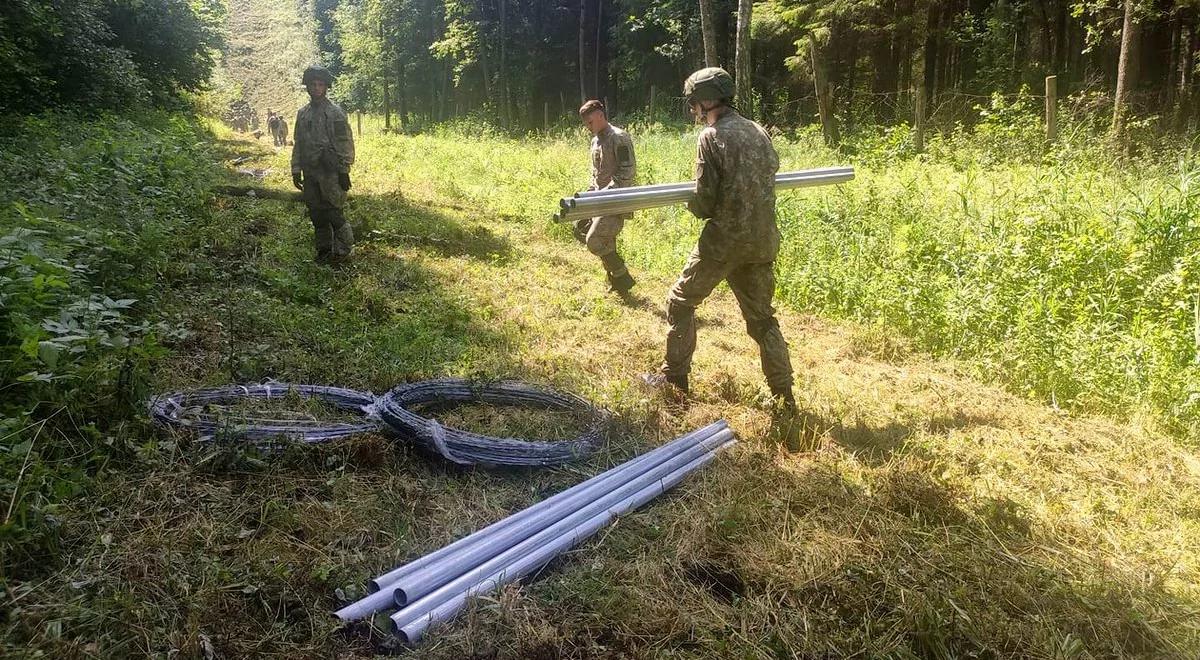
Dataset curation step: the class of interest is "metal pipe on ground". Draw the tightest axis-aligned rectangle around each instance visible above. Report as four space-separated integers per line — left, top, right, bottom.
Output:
334 420 728 621
392 439 735 644
385 428 734 633
383 427 731 608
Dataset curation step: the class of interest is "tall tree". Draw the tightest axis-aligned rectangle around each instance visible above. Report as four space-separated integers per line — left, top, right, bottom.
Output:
1113 0 1140 136
734 0 752 111
579 0 588 102
699 0 719 66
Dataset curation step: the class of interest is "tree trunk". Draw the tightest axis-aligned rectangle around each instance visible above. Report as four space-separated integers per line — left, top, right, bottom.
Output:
595 0 603 101
810 35 838 146
1113 0 1139 137
499 0 510 127
579 0 588 102
699 0 719 67
734 0 752 112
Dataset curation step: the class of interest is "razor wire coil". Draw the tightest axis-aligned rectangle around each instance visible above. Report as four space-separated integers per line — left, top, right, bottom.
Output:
377 378 605 467
148 382 383 444
148 379 606 466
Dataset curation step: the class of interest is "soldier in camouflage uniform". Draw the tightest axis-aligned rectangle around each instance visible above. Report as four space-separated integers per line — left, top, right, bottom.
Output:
576 100 636 293
291 65 356 264
644 67 796 407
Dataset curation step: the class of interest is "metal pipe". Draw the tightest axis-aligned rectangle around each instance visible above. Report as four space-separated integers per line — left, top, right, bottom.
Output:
334 421 728 620
386 429 734 633
392 439 735 644
557 170 855 222
570 169 854 210
384 426 730 608
568 167 854 204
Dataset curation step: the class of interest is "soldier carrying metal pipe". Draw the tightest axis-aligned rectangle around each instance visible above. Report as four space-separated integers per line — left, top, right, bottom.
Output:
642 67 797 411
291 65 355 265
576 100 637 294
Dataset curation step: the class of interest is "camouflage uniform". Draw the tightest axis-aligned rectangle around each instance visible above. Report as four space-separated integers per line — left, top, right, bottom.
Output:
577 124 636 283
661 109 794 394
291 97 355 261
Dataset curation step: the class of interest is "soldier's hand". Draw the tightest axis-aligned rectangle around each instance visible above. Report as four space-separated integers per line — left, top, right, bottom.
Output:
338 172 352 191
292 172 303 191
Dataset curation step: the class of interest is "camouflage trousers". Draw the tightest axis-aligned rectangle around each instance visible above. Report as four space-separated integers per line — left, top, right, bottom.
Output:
575 215 628 276
303 179 353 261
662 250 794 391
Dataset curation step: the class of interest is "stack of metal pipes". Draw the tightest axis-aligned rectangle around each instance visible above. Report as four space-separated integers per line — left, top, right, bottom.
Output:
555 166 855 223
335 420 736 644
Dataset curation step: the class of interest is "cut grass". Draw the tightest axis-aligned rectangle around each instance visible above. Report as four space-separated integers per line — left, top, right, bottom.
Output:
1 120 1198 659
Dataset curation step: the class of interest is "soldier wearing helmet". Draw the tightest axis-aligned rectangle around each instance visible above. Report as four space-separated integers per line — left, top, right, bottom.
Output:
576 99 637 294
644 67 796 410
291 65 356 264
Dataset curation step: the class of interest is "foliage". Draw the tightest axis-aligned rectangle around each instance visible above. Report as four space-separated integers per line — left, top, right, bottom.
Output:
0 0 222 114
0 112 214 573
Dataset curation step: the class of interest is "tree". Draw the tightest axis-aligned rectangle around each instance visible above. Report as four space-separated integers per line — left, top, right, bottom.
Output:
1113 0 1140 137
699 0 719 66
734 0 751 111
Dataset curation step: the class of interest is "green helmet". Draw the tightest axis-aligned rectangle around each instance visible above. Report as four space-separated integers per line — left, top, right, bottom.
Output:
684 67 735 103
301 65 334 86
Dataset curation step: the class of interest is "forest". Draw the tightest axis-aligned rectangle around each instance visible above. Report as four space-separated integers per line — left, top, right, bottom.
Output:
2 0 1200 658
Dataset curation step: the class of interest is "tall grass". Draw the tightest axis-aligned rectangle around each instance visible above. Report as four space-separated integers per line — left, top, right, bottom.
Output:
355 101 1200 439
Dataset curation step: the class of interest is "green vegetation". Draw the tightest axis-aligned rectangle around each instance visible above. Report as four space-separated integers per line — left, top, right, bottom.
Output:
1 107 1198 657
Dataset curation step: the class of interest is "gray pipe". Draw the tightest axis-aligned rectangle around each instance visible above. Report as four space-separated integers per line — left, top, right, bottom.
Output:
568 167 854 206
570 169 854 211
393 440 734 644
334 420 728 621
384 426 730 607
556 169 855 222
386 429 734 635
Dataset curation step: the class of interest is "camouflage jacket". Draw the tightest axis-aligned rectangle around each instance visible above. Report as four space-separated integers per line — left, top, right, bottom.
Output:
291 99 354 175
291 99 355 207
687 110 780 263
589 124 636 191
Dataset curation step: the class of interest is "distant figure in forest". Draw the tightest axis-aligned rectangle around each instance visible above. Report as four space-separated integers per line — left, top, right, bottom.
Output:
291 65 356 265
267 110 283 146
575 100 636 294
277 116 289 146
642 67 795 411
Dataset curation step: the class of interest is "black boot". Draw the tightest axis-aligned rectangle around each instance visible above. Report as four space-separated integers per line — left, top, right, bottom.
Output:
607 270 636 293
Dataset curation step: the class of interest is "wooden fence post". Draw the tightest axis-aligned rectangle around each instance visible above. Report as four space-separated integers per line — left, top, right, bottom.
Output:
356 111 362 137
544 101 550 133
1045 75 1058 141
649 85 656 124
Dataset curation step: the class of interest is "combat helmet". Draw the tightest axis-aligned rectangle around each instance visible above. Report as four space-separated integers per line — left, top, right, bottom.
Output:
683 67 735 103
302 65 334 86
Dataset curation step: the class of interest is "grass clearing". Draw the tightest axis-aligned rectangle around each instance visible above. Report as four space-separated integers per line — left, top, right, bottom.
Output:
1 114 1198 658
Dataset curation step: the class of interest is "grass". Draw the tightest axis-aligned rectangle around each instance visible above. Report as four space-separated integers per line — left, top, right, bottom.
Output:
0 112 1198 658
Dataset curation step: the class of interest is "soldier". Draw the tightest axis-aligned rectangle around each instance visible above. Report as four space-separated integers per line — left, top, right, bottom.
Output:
278 116 289 146
643 67 796 408
576 100 636 293
267 110 281 146
291 65 356 264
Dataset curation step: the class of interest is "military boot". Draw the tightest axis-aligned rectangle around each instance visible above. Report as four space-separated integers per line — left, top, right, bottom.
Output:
607 270 636 294
639 371 688 395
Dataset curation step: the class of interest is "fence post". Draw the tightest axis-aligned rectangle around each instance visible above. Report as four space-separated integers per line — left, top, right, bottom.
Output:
649 85 656 124
914 86 926 152
356 111 362 137
1045 75 1058 141
544 101 550 134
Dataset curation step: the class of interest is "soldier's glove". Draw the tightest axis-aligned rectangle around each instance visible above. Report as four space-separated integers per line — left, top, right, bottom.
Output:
338 172 352 191
292 172 304 191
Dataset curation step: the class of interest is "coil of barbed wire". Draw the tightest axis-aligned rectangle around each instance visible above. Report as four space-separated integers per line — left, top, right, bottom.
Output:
148 382 383 444
377 378 605 467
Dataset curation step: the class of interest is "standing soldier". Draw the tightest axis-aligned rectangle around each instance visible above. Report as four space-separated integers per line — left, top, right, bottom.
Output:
267 110 281 146
644 67 796 409
291 65 356 264
278 116 289 146
576 100 636 294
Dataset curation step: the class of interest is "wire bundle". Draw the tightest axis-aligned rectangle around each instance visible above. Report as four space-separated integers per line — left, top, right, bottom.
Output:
376 378 605 467
147 383 383 444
